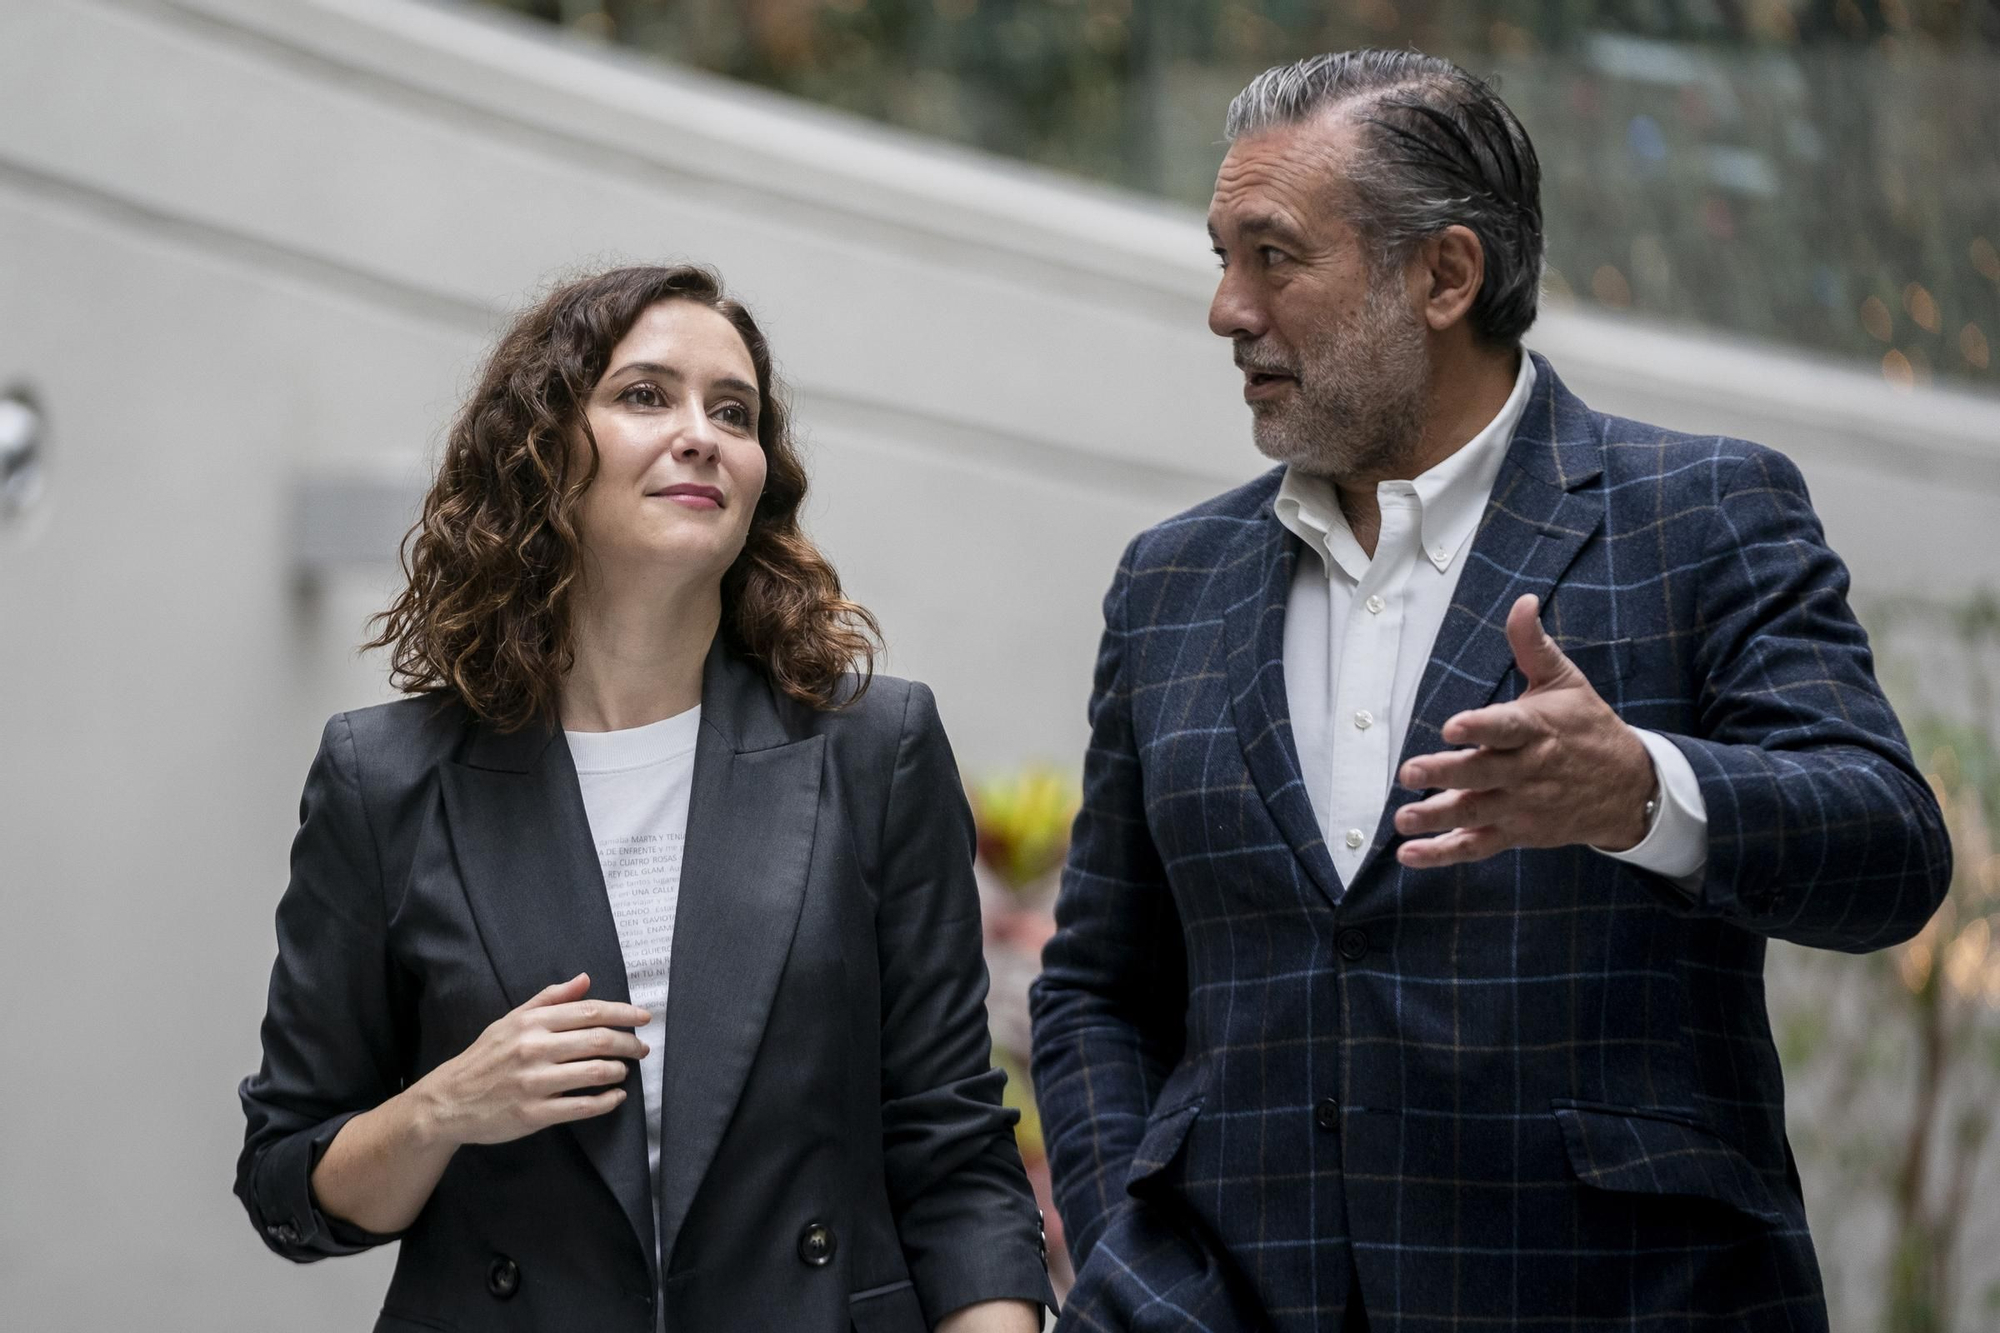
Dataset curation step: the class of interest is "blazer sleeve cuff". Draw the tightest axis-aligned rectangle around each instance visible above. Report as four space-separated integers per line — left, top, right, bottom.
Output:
1654 730 1796 923
911 1237 1059 1328
248 1111 403 1260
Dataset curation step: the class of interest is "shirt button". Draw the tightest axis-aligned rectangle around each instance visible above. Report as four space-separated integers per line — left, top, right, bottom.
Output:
1338 927 1371 961
1353 710 1373 730
1344 828 1365 849
1365 595 1386 614
1315 1097 1340 1132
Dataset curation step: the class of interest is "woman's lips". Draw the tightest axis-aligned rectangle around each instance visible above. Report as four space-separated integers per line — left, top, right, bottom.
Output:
652 484 723 509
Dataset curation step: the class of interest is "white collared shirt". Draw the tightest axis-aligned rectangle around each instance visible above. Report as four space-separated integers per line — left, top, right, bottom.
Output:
1274 353 1706 888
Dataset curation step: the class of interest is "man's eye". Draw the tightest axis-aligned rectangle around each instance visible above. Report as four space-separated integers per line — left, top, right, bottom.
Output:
1212 249 1229 270
1260 246 1289 266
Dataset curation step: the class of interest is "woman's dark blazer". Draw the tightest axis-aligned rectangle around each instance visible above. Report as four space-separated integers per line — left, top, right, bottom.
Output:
236 643 1055 1332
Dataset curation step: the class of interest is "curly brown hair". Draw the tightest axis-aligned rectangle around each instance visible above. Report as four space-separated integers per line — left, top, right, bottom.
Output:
368 264 880 729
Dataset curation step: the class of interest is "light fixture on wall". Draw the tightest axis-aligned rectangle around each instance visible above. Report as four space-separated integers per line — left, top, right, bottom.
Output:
0 385 46 522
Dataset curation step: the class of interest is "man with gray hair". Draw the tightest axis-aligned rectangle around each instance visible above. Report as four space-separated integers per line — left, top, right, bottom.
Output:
1031 50 1948 1331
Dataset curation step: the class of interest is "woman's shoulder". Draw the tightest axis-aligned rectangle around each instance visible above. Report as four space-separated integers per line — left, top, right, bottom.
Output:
320 693 475 789
790 673 967 764
798 671 920 739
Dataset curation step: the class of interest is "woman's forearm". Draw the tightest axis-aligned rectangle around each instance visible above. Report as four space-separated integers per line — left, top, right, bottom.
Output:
309 1084 458 1235
935 1299 1044 1333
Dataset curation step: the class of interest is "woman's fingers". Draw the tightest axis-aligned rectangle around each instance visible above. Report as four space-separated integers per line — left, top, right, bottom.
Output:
533 997 652 1033
526 972 592 1008
535 1087 628 1124
429 981 651 1146
539 1025 650 1063
537 1058 632 1095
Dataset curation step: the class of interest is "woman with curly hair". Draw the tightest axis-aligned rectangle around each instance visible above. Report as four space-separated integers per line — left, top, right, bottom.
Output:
236 265 1053 1333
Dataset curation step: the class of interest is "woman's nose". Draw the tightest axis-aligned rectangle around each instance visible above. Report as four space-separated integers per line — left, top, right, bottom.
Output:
673 419 719 462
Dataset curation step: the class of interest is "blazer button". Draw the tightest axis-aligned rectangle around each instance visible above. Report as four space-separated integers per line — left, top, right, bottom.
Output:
272 1221 301 1246
798 1222 836 1268
1315 1097 1340 1132
1337 928 1370 961
487 1255 521 1300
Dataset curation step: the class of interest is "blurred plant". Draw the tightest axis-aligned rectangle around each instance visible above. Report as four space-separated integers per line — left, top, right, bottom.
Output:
1774 593 2000 1332
1882 729 2000 1331
971 765 1082 889
967 762 1081 1292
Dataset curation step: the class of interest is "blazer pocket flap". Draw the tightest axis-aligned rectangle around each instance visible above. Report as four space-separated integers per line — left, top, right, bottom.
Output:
375 1311 455 1333
1553 1101 1785 1224
1124 1100 1202 1195
848 1279 926 1333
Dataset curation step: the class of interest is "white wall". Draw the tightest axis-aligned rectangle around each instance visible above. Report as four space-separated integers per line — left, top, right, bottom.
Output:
1 1 1996 1328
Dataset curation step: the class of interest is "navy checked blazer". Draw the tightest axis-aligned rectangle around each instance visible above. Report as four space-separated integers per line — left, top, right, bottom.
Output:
1029 355 1951 1332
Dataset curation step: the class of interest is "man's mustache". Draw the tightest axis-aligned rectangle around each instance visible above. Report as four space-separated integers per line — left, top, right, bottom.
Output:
1233 342 1297 378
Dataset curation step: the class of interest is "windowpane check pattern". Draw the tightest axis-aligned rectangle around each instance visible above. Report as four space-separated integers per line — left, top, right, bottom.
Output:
1031 355 1951 1332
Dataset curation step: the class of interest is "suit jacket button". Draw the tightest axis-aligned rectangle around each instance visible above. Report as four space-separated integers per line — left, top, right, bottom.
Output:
274 1221 301 1246
1337 928 1370 961
1315 1097 1340 1132
487 1255 521 1300
798 1222 836 1267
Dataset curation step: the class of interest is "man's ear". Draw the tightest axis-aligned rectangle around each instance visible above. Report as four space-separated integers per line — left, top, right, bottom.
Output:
1420 225 1485 332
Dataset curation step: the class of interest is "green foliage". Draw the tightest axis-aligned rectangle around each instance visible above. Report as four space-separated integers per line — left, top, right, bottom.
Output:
971 766 1081 889
479 0 1999 392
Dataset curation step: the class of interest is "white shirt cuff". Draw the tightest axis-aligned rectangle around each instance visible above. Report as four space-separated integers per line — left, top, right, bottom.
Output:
1593 728 1708 890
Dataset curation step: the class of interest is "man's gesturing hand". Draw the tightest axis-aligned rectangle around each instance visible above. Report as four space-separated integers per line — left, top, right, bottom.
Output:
412 972 649 1148
1393 594 1656 869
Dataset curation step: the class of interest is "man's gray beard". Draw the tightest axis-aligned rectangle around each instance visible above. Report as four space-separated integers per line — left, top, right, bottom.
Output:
1248 284 1430 484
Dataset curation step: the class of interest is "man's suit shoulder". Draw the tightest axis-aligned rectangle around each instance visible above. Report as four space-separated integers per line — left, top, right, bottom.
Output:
1122 466 1285 572
1591 410 1808 505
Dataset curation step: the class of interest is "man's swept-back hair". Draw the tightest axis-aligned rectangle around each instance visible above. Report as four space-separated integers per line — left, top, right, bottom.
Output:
1226 50 1544 345
368 263 880 730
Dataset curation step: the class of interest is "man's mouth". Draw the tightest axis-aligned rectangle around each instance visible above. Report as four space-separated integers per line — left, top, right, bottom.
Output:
1241 366 1297 399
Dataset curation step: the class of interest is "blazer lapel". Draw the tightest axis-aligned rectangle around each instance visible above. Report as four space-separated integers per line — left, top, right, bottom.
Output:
1367 354 1607 868
1220 508 1344 908
655 644 824 1271
439 715 658 1275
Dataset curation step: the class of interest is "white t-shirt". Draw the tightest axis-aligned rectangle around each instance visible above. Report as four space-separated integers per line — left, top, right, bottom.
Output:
565 705 699 1273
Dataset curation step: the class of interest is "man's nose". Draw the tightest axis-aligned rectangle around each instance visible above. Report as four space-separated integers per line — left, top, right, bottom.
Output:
1208 269 1265 341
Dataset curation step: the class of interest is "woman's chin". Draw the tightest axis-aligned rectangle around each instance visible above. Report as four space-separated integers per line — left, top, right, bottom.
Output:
591 530 743 583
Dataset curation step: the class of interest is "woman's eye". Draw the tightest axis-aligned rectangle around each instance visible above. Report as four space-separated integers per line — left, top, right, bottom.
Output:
717 403 752 429
622 385 663 408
